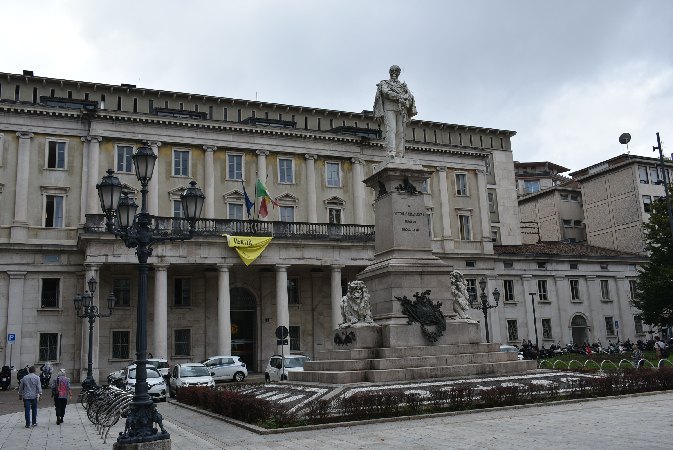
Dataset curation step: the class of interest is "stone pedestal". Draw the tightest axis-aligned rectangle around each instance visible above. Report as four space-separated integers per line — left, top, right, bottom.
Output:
113 439 171 450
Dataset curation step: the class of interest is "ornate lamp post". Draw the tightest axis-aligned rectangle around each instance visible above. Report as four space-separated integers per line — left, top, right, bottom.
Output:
96 142 205 446
470 277 500 343
73 276 115 391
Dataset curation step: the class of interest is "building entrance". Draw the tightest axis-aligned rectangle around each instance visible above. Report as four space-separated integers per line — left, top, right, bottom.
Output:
571 315 589 345
230 287 257 371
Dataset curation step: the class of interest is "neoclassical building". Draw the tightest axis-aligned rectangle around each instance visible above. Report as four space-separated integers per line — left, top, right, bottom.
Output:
0 70 645 381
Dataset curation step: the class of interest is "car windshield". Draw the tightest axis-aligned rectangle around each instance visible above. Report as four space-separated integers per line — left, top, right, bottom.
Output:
180 366 210 377
128 368 161 379
284 357 306 368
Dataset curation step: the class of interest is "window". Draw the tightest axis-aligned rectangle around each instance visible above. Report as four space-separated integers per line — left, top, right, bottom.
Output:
116 145 134 173
600 264 609 270
503 261 513 269
569 194 580 202
465 278 477 303
503 280 515 302
228 203 244 220
44 195 64 228
649 166 660 184
458 214 472 240
455 173 468 196
113 278 131 307
560 193 569 201
289 326 301 351
605 317 615 336
634 315 644 334
643 195 652 213
326 162 341 187
278 158 294 184
112 330 130 359
328 207 342 224
46 141 67 169
638 166 649 184
523 180 540 194
421 179 430 193
542 319 552 339
174 278 191 306
38 333 59 362
465 260 476 268
491 227 500 243
41 278 60 308
562 219 572 228
570 279 580 301
629 280 637 301
570 263 579 270
227 153 243 180
537 262 546 269
573 220 583 227
288 278 300 305
279 206 295 222
507 320 519 342
174 329 191 356
487 192 496 213
537 280 548 301
173 150 190 177
600 279 610 300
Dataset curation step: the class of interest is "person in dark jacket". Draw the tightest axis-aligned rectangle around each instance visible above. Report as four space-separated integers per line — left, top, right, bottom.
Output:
51 369 72 425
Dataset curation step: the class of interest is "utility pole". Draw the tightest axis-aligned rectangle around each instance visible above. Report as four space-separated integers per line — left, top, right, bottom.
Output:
653 132 673 238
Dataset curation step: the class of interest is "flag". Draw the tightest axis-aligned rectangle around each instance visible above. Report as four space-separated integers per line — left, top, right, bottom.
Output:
255 179 279 207
259 197 269 218
242 182 254 218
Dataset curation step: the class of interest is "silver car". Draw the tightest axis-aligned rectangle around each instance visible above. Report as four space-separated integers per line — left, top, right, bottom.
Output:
168 363 215 398
123 364 167 401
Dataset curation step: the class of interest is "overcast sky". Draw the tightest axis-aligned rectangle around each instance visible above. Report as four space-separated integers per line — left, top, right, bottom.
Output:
2 0 672 172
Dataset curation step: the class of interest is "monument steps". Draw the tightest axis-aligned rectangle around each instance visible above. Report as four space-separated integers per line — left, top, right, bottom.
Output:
317 343 500 361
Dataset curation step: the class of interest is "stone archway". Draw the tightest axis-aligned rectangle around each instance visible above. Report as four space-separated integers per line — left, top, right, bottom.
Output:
230 287 257 371
571 314 589 346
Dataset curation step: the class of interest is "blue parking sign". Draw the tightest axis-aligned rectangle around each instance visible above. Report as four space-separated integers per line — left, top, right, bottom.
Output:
7 334 15 343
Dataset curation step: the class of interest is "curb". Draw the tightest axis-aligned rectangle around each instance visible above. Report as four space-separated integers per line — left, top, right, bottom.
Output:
169 389 672 435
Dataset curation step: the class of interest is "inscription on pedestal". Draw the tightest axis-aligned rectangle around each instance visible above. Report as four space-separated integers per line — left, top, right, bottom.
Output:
395 211 424 233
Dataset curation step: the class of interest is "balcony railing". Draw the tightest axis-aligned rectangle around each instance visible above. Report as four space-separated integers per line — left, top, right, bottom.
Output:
84 215 375 242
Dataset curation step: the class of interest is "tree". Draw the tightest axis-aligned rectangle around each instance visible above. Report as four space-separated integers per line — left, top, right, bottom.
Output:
634 197 673 326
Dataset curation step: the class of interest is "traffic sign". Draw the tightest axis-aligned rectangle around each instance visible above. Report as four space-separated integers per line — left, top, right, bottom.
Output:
276 339 289 346
7 334 15 343
615 320 619 329
275 326 289 340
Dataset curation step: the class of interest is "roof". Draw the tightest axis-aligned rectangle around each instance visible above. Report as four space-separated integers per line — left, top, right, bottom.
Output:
494 241 644 258
569 153 673 180
514 161 570 173
517 182 581 202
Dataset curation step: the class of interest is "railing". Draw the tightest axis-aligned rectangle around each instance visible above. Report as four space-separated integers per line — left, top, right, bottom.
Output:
84 215 375 242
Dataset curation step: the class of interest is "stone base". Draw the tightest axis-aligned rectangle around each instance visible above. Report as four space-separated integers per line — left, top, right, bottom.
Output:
381 321 481 347
113 438 171 450
332 325 381 350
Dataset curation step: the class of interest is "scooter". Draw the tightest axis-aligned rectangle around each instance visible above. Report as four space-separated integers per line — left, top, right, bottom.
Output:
0 366 12 390
40 362 53 389
16 364 30 383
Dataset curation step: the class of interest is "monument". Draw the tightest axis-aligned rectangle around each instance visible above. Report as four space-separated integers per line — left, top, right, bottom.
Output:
292 66 536 384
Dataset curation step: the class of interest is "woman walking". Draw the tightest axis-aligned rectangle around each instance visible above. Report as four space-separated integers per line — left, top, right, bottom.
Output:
51 369 72 425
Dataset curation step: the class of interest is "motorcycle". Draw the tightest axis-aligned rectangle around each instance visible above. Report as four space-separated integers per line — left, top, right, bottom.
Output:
0 366 12 390
40 362 53 389
16 364 30 383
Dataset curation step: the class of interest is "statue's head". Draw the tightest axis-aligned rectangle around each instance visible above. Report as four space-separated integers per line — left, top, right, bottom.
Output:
389 65 401 79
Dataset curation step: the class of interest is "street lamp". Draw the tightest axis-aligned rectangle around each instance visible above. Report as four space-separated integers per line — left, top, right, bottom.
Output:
73 276 115 390
528 292 540 350
96 142 205 445
470 277 500 343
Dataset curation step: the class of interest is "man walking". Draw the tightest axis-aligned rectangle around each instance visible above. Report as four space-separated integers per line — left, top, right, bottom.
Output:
18 366 42 428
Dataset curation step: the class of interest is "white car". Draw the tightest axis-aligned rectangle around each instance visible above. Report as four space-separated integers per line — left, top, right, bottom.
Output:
500 345 524 361
265 354 310 382
147 358 170 378
168 363 215 398
202 356 248 382
123 364 167 401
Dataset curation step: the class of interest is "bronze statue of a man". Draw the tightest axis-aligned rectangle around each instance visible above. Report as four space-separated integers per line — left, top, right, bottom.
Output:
373 65 417 158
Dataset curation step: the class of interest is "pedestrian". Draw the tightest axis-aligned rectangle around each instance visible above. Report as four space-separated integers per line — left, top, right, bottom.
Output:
632 343 644 368
654 336 669 359
51 368 72 425
18 366 42 428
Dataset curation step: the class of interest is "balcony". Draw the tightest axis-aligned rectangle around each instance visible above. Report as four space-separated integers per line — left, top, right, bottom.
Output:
83 215 375 242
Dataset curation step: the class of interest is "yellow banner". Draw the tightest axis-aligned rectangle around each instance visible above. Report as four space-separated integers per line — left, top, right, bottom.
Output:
224 235 273 266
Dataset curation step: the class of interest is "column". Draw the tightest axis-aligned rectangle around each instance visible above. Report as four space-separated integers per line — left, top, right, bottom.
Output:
436 167 453 251
305 154 317 223
152 264 168 360
11 132 32 242
203 146 216 219
616 277 636 340
330 265 344 331
80 264 100 383
256 150 269 220
217 264 232 356
351 159 365 224
86 136 102 214
275 265 290 355
80 137 90 224
476 169 492 249
554 276 571 345
4 272 26 367
521 275 536 343
585 276 602 341
310 269 324 357
148 141 161 216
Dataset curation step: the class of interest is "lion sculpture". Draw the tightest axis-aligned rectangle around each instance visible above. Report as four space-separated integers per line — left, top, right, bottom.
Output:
339 281 375 328
449 270 473 321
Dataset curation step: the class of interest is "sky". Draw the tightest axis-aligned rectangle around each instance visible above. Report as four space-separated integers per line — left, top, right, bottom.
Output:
2 0 672 172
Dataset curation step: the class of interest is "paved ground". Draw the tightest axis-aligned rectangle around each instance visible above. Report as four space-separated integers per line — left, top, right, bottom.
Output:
0 391 670 449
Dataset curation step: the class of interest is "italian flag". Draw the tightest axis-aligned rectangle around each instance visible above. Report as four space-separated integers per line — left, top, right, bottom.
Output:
256 179 278 218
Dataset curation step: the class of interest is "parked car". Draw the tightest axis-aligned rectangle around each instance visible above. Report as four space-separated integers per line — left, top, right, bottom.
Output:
147 358 170 378
265 354 310 382
202 356 248 382
500 345 524 360
168 363 215 398
123 364 167 401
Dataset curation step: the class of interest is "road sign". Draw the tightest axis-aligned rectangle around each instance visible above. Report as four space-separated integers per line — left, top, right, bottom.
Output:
615 320 619 329
7 334 15 343
276 339 289 346
275 326 289 340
